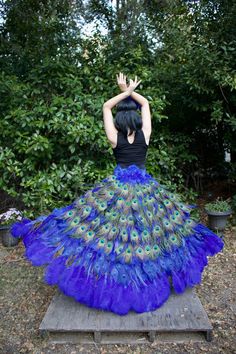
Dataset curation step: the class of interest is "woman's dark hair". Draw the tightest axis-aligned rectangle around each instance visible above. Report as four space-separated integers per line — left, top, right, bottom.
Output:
114 96 142 136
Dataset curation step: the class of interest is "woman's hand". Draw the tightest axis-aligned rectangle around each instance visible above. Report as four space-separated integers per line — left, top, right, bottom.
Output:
116 72 128 92
127 76 142 94
116 72 141 94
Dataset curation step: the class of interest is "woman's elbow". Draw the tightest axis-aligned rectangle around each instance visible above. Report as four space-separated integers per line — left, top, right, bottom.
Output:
142 99 149 106
103 103 111 110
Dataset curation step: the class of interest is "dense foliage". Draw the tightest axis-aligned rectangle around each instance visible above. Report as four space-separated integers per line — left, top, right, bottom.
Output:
0 0 235 217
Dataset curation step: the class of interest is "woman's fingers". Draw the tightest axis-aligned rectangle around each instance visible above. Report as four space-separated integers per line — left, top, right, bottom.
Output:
117 73 141 87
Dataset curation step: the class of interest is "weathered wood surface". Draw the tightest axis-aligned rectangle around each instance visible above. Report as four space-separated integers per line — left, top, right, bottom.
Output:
39 287 213 344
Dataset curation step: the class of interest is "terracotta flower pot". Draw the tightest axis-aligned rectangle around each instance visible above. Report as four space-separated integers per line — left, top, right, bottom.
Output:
0 225 20 247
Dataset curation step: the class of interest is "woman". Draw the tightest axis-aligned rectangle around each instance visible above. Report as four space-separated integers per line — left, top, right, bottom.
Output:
11 72 224 316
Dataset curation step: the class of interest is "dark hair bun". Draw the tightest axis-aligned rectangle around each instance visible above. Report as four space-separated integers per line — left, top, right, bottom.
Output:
116 97 138 112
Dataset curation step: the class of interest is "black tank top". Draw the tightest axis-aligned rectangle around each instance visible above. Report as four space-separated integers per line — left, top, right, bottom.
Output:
112 129 148 169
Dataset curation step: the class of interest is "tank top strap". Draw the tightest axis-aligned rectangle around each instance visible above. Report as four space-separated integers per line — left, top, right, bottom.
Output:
137 129 148 147
115 130 122 148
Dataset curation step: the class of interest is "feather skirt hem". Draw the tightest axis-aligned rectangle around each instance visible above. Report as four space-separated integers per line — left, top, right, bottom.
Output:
10 164 224 315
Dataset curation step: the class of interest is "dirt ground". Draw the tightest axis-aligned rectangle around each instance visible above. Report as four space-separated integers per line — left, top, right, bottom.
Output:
0 209 235 354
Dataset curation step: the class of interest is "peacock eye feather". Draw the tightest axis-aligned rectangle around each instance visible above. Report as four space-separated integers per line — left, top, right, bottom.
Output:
71 217 80 227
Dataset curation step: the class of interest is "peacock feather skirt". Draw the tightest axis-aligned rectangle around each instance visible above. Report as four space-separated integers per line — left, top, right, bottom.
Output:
10 164 224 315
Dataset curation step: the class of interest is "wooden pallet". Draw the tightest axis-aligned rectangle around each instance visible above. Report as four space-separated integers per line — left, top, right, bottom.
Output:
39 287 213 344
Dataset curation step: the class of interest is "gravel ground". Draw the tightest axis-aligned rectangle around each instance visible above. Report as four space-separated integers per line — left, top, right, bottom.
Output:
0 213 235 354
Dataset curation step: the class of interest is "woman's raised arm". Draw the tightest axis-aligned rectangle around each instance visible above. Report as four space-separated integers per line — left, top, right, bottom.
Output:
116 73 152 137
103 91 132 145
103 78 141 145
103 91 130 110
131 91 152 136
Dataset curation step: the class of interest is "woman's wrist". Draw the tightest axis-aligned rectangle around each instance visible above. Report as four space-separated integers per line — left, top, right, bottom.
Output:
129 91 147 106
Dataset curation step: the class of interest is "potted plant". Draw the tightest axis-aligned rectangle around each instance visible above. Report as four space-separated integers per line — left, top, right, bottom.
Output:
205 197 232 231
0 208 23 247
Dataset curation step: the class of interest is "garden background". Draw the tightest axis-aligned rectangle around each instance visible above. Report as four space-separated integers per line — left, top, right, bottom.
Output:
0 0 235 218
0 1 236 353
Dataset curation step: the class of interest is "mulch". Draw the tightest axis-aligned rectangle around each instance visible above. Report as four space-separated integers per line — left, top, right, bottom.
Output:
0 204 235 354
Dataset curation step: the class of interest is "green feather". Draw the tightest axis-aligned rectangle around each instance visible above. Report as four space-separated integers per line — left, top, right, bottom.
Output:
63 209 76 220
74 196 86 207
107 226 119 240
157 204 166 216
116 196 126 208
169 233 181 246
97 222 112 237
97 237 106 248
162 217 175 232
84 230 95 242
123 245 133 263
130 228 139 244
152 224 164 238
70 223 88 238
104 240 113 254
120 228 128 242
97 200 108 212
127 213 134 226
131 198 139 211
69 216 81 228
141 229 151 242
144 244 151 256
114 243 125 255
135 246 145 260
152 244 161 256
90 216 101 228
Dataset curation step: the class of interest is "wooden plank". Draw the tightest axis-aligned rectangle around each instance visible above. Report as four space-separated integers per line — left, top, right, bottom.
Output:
39 287 213 344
